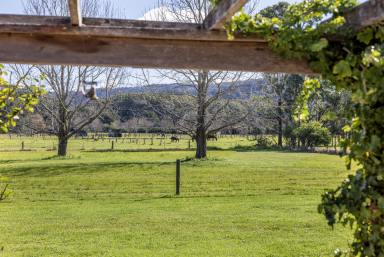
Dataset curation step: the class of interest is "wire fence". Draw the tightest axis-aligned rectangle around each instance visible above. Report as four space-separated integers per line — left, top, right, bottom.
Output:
0 134 256 152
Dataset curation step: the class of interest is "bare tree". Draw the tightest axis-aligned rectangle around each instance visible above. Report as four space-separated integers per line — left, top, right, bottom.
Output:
141 0 258 158
14 0 126 156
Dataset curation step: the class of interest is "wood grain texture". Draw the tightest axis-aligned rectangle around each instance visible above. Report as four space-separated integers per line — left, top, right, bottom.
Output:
68 0 82 26
0 15 265 42
204 0 249 30
343 0 384 29
0 33 312 73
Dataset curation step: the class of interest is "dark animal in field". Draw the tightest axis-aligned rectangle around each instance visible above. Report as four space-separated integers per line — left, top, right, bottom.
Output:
207 134 218 141
191 134 218 141
161 133 166 138
76 130 88 138
108 129 123 138
71 129 88 138
170 136 179 142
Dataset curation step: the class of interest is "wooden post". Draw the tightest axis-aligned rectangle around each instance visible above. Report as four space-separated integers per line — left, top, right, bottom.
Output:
21 141 24 151
111 141 114 150
151 137 154 145
176 159 181 195
188 140 191 149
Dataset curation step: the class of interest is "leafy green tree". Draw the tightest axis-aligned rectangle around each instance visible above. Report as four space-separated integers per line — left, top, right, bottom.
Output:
259 1 289 19
294 121 331 150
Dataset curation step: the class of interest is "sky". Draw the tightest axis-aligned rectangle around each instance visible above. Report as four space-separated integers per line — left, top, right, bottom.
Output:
1 0 296 18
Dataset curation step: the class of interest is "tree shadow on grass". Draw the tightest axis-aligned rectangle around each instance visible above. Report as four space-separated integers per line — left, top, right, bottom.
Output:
0 161 176 178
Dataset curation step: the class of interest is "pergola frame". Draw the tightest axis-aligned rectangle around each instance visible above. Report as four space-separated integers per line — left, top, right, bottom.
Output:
0 0 382 73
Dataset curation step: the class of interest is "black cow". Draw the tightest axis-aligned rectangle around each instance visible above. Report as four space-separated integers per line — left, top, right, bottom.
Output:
170 136 180 142
207 134 218 141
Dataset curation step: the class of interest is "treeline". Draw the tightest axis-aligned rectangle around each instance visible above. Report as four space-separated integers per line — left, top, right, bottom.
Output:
12 74 352 152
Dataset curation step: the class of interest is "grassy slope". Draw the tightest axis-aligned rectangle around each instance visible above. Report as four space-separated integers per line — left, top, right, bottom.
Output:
0 150 351 257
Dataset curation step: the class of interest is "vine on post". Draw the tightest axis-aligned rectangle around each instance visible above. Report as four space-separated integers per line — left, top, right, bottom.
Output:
227 0 384 255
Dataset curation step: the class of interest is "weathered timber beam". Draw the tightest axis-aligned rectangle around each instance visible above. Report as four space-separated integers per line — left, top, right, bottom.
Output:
68 0 82 26
204 0 249 30
0 15 264 42
343 0 384 29
0 33 312 74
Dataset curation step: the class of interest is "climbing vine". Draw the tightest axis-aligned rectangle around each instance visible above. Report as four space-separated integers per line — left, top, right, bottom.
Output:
228 0 384 255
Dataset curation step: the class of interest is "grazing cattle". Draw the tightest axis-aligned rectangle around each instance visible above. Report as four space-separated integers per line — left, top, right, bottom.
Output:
71 129 88 138
170 136 179 142
191 134 218 141
207 134 218 141
108 129 123 138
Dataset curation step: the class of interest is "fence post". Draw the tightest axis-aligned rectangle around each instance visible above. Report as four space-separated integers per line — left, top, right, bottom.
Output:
21 141 24 151
176 159 181 195
111 141 114 150
188 140 191 149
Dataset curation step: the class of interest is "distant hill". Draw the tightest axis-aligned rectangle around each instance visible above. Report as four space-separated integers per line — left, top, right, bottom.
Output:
110 79 266 99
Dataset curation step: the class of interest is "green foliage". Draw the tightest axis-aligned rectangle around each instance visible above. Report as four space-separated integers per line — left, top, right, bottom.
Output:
293 78 321 122
259 1 290 19
254 135 275 148
294 121 331 149
0 175 11 202
228 0 384 255
0 65 45 133
209 0 220 7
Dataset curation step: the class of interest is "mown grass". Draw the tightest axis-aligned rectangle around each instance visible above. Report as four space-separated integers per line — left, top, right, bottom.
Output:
0 147 352 257
0 134 256 152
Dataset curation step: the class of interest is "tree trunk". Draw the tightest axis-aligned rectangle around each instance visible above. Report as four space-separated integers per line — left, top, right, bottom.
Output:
57 103 68 156
195 127 207 159
277 98 283 147
195 71 208 159
58 136 68 156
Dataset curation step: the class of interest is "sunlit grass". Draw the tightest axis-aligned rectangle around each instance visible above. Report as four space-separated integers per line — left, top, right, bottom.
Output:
0 148 352 256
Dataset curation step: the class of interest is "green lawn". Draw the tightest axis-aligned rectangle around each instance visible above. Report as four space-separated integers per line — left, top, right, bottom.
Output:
0 134 256 152
0 147 352 256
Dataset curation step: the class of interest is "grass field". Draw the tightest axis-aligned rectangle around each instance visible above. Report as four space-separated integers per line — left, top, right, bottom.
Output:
0 136 352 257
0 134 256 152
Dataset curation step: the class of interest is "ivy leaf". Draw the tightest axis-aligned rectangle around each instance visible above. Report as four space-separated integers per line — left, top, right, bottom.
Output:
310 38 328 52
357 28 373 45
333 60 352 78
370 135 381 151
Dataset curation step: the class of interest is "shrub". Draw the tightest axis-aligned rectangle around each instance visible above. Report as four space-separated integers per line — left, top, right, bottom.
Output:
294 121 331 150
255 135 275 148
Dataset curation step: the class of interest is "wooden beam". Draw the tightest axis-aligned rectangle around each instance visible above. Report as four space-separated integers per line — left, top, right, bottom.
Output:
0 33 312 74
0 15 264 42
343 0 384 30
204 0 248 30
68 0 82 26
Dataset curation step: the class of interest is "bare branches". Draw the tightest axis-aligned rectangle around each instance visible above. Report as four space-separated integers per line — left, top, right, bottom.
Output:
15 0 127 156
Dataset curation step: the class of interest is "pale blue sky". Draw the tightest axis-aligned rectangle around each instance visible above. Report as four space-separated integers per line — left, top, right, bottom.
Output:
1 0 296 17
